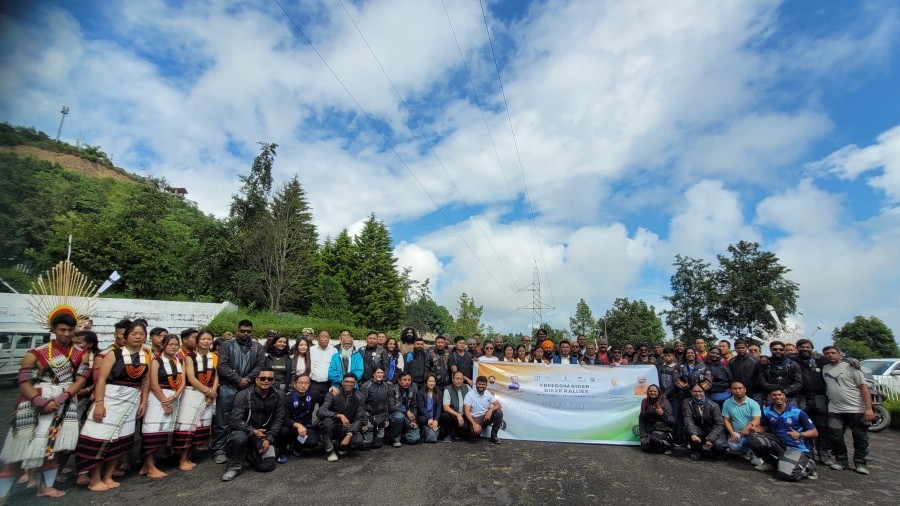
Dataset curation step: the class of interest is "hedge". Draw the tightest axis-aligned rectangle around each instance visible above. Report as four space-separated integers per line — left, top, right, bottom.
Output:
206 308 390 341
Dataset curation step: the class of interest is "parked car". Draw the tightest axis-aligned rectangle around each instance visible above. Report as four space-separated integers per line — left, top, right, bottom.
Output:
0 329 52 383
860 358 900 402
861 358 900 377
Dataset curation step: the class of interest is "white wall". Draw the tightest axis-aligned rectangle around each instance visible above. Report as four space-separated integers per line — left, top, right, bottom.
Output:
0 293 236 347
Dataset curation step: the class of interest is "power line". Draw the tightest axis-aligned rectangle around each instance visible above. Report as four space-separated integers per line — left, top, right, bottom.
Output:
439 0 519 217
478 0 556 311
272 0 517 304
335 0 521 293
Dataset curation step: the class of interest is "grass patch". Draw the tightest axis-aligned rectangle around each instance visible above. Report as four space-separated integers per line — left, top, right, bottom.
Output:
206 308 378 340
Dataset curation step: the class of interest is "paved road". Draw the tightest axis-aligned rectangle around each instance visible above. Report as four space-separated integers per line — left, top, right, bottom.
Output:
1 387 897 505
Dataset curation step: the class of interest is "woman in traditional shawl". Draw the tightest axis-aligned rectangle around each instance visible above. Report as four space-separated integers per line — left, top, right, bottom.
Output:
75 321 151 492
140 334 184 479
174 329 218 471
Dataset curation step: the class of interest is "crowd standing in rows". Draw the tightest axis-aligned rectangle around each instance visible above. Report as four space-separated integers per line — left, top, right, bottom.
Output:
0 317 875 499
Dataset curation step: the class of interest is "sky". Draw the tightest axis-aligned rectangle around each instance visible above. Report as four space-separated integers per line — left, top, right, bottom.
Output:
1 0 899 347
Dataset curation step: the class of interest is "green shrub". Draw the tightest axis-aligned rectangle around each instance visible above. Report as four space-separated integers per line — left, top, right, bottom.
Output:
884 399 900 429
207 308 387 341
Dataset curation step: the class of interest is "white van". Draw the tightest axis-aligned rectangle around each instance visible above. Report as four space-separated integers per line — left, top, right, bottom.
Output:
0 329 52 382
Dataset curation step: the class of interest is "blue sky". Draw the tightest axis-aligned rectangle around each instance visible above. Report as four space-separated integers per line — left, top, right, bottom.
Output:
1 0 899 345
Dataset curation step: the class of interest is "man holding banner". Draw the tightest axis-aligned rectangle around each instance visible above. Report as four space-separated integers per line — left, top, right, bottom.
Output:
464 376 503 444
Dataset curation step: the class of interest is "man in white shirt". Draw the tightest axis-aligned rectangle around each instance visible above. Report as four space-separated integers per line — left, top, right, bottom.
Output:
464 375 504 444
309 331 336 399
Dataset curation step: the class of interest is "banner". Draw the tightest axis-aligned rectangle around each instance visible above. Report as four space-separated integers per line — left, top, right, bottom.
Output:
472 362 659 445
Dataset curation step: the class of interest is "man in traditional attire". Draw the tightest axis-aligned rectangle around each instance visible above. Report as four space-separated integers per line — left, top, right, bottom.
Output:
0 311 90 500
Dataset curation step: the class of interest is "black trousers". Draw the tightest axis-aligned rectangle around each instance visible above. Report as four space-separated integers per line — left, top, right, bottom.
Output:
227 431 276 472
318 417 364 452
747 432 788 464
688 430 726 457
471 409 504 439
828 412 869 465
797 393 830 457
640 431 673 453
277 424 320 454
439 411 471 438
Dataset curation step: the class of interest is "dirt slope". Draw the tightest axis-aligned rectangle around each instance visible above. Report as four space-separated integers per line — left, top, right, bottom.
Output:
0 145 138 183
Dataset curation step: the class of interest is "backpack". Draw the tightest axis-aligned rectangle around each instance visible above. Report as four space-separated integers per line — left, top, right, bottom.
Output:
776 448 816 481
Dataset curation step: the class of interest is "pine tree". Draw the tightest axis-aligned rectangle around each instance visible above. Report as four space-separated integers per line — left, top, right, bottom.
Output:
309 273 355 323
453 292 484 337
347 214 405 329
230 142 276 226
249 176 318 313
569 298 598 337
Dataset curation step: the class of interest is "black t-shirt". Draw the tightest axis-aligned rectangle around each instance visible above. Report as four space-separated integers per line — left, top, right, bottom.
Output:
448 350 474 380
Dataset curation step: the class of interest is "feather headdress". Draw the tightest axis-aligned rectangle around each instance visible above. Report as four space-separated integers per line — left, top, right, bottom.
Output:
27 260 99 329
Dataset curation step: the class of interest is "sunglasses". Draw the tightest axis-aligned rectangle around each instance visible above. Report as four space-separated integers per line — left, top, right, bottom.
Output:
257 376 275 382
771 348 785 352
238 329 252 334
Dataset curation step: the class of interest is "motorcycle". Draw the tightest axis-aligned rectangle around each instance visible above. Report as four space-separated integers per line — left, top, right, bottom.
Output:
866 378 892 432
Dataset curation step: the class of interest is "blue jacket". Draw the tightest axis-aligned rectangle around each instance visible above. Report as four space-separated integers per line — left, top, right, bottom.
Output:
328 349 364 387
551 355 579 364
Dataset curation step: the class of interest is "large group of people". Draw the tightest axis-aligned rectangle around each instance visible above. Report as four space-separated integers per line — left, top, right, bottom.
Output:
636 337 874 482
0 317 877 500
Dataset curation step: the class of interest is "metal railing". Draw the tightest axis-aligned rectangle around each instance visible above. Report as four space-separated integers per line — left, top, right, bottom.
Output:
874 376 900 402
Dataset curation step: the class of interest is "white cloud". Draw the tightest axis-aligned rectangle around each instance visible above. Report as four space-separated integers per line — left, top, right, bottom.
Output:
664 180 758 262
755 178 844 234
811 125 900 203
394 242 442 286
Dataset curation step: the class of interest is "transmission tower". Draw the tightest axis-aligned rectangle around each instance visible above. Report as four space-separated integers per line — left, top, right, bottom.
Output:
518 263 554 330
56 106 69 141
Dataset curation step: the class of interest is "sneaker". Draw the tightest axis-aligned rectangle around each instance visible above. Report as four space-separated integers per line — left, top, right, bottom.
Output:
490 437 501 444
663 449 673 456
221 469 239 481
749 456 763 467
806 471 819 480
277 455 288 464
689 452 701 461
820 455 836 466
326 451 338 462
392 440 402 448
337 448 347 456
830 462 849 471
292 450 303 457
854 463 869 475
214 453 228 465
443 436 452 443
754 462 773 472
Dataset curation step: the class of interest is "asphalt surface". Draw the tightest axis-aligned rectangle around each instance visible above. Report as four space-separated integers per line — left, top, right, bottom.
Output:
1 386 898 506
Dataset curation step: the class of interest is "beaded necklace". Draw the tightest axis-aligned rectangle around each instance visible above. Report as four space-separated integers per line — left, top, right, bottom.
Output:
47 340 74 368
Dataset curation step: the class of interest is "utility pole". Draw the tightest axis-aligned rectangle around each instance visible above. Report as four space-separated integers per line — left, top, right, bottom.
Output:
518 263 554 330
56 106 70 141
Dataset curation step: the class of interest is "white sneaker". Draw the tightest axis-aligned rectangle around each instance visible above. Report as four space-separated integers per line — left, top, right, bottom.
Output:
326 451 338 462
750 456 763 466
